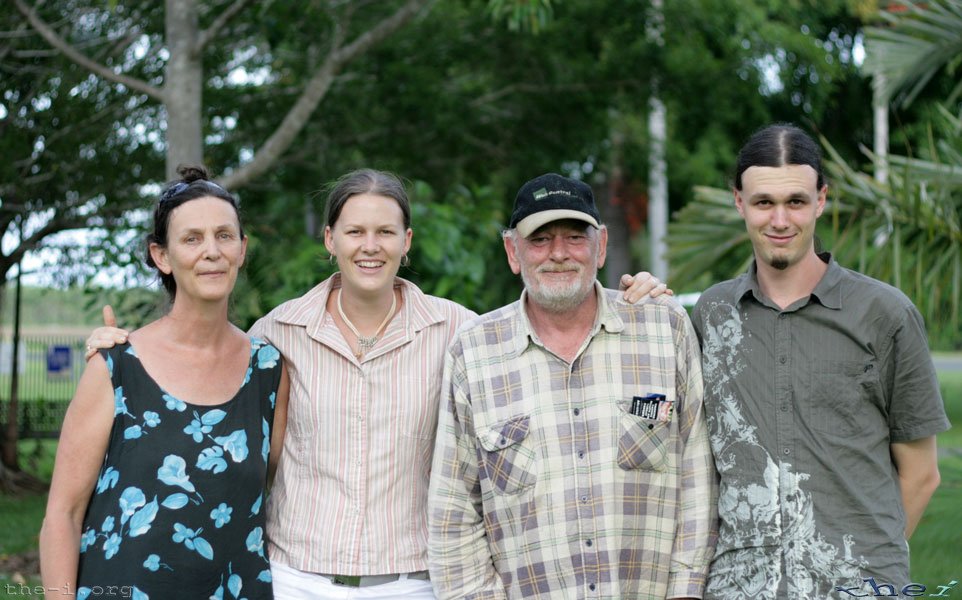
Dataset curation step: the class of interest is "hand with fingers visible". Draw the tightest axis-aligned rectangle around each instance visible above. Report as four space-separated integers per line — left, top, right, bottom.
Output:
619 271 673 304
84 305 131 360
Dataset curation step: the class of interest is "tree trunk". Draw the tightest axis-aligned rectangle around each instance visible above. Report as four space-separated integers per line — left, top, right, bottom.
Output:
873 72 889 186
1 267 21 470
0 463 48 495
601 113 632 288
647 0 668 280
164 0 205 179
647 93 668 280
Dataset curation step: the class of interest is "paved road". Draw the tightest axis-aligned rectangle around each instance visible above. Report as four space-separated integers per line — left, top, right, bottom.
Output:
933 354 962 372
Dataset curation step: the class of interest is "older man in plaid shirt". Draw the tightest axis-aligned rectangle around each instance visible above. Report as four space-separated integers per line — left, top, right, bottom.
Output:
428 173 717 600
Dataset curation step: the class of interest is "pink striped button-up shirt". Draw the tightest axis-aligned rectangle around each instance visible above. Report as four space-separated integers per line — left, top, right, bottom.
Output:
249 273 475 575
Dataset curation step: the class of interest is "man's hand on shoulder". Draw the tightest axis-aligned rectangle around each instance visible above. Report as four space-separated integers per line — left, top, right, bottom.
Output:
620 271 673 304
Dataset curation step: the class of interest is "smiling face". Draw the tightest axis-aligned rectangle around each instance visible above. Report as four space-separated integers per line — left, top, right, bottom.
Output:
735 164 826 272
150 196 247 303
504 219 607 313
324 193 413 297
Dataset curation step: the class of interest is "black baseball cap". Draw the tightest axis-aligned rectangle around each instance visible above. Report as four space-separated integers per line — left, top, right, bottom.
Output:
509 173 601 237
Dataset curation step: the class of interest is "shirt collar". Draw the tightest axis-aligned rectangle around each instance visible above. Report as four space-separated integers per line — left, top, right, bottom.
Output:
809 253 843 310
271 273 446 332
735 252 842 310
513 281 624 355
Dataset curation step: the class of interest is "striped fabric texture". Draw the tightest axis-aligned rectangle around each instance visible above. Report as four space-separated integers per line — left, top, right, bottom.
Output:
249 274 475 575
429 284 718 600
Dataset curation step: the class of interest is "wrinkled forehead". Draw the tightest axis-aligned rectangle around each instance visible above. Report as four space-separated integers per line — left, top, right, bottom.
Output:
168 195 242 229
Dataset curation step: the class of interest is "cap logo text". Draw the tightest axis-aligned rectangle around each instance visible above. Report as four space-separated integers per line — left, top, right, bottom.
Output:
532 188 575 201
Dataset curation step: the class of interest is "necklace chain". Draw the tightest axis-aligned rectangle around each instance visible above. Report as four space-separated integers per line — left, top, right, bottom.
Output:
336 289 397 357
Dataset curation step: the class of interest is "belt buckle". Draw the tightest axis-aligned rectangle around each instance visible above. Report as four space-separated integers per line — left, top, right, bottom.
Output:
332 575 362 587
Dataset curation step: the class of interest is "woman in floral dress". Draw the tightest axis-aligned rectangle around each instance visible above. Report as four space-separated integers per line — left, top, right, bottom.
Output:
39 166 290 600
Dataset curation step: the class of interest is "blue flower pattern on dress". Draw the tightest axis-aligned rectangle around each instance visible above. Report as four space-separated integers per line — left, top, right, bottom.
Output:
211 503 233 528
163 393 187 412
80 528 96 552
114 386 129 417
245 527 265 558
260 419 269 463
143 553 172 572
95 467 119 493
256 345 279 369
172 522 214 559
143 411 161 427
157 455 195 493
183 408 226 442
76 339 280 598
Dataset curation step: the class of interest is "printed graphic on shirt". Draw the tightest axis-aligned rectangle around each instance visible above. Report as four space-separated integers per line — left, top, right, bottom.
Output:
699 301 867 599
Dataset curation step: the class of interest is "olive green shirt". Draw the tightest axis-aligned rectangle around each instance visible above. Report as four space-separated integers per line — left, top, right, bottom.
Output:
692 254 949 599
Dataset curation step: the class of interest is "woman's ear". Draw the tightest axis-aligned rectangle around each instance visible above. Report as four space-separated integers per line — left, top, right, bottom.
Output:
149 243 172 275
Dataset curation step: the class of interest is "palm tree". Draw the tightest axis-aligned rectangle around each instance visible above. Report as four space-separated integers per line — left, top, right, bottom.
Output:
668 0 962 347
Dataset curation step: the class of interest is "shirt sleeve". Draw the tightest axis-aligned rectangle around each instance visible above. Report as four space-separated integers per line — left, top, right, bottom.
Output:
884 304 950 443
428 341 507 600
666 308 719 599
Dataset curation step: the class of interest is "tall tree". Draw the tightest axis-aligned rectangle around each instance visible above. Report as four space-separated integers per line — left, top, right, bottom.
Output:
2 0 431 488
13 0 433 182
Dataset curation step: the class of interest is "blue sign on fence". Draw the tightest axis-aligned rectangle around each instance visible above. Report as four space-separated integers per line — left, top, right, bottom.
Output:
47 345 72 380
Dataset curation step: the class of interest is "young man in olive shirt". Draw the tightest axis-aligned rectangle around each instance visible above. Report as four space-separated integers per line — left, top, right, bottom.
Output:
692 124 949 599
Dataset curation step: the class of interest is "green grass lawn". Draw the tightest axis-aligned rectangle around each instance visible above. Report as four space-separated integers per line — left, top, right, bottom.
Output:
909 451 962 587
907 370 962 586
0 440 53 598
936 371 962 446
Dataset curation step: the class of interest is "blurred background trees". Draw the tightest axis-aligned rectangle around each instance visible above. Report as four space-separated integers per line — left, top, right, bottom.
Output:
1 0 958 331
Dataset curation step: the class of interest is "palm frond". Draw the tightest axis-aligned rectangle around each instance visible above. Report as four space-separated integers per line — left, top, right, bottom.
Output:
667 185 751 285
863 0 962 107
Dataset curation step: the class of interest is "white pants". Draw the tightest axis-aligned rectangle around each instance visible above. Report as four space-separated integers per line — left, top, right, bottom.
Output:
271 562 437 600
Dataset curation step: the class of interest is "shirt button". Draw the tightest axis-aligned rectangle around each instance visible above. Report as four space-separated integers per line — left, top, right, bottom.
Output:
780 404 788 412
585 539 593 547
783 448 791 455
573 408 581 416
588 583 596 591
779 356 787 364
578 451 585 459
580 494 588 503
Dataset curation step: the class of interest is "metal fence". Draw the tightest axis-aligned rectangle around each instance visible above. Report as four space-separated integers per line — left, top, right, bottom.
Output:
0 334 86 438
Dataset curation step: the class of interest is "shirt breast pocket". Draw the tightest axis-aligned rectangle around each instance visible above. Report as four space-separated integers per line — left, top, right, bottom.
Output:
809 359 880 436
617 409 670 472
477 414 538 495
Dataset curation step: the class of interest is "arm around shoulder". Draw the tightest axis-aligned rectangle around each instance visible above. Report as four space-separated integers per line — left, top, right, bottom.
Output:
268 362 290 485
39 354 116 596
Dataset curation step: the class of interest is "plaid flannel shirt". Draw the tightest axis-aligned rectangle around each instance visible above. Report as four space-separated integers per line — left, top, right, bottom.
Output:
428 284 718 600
